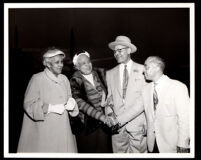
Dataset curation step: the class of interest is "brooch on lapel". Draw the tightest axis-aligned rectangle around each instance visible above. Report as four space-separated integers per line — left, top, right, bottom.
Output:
133 69 139 73
133 69 143 81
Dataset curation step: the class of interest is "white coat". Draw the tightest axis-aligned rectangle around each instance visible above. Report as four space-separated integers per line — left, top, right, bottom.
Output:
17 68 78 153
142 75 190 153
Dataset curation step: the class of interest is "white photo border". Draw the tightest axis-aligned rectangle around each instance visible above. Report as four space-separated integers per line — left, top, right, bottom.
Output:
4 2 195 158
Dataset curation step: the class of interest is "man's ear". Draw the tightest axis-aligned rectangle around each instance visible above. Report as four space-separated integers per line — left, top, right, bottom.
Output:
154 64 161 72
127 48 131 54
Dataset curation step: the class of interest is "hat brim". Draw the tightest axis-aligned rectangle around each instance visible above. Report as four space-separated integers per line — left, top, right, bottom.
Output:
108 42 137 53
43 52 65 58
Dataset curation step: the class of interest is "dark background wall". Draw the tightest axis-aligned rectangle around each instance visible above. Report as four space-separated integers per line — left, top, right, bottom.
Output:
8 8 190 153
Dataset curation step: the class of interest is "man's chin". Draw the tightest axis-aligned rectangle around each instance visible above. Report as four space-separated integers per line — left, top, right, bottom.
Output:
117 59 123 63
145 76 150 81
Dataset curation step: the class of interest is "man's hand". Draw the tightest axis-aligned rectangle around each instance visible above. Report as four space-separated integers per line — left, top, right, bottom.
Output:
104 116 117 127
177 146 190 153
111 123 121 134
104 115 121 134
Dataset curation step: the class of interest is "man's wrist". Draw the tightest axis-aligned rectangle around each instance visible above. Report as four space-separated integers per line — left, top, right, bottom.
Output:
115 117 121 127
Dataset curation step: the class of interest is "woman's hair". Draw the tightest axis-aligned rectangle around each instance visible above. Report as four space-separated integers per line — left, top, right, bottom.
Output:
43 57 51 67
72 50 90 67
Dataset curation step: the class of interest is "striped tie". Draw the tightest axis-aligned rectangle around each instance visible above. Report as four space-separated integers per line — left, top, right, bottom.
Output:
122 65 129 100
153 83 158 111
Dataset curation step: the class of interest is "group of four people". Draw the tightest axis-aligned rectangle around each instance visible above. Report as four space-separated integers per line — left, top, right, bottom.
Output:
17 35 190 153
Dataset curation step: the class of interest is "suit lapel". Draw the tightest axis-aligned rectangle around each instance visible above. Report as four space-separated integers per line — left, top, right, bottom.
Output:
125 61 141 99
114 65 122 97
126 61 135 93
143 83 155 120
156 76 171 112
150 83 155 119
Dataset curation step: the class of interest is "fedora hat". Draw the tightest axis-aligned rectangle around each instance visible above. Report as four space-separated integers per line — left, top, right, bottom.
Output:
108 35 137 53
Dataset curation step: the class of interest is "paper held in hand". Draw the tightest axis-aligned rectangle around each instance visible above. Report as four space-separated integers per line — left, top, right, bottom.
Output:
65 98 76 111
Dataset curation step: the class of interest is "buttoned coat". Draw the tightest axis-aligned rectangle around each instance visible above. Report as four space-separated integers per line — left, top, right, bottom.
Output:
17 68 78 153
142 75 190 153
106 60 147 152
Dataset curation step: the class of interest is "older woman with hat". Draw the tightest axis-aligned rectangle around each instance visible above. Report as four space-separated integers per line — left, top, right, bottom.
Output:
17 47 79 153
105 35 147 153
70 50 112 153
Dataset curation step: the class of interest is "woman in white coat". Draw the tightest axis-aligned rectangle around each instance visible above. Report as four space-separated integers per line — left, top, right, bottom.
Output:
17 47 79 153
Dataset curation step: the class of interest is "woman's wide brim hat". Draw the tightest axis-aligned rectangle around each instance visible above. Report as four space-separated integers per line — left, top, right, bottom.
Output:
108 35 137 53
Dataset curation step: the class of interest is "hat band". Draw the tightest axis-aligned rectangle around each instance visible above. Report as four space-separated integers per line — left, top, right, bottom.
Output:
116 40 131 43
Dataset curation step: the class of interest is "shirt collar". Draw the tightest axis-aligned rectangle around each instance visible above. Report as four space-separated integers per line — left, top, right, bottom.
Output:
44 68 63 83
82 73 93 79
82 73 95 86
120 59 132 67
155 74 166 85
120 59 132 74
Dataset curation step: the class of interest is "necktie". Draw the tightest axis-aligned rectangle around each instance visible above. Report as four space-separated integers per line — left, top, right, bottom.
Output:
153 83 158 111
122 65 129 99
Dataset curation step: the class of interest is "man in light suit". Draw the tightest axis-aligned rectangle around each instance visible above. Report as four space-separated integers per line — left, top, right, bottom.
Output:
143 56 190 153
105 35 147 153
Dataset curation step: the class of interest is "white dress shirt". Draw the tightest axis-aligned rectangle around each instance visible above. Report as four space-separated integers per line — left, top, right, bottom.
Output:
82 73 95 87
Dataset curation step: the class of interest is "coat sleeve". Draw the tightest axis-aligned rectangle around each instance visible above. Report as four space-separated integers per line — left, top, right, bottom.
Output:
70 76 106 122
175 82 190 148
23 75 46 121
117 92 145 126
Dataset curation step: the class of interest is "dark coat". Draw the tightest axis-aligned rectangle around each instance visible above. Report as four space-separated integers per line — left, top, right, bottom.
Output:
70 68 112 153
70 69 107 134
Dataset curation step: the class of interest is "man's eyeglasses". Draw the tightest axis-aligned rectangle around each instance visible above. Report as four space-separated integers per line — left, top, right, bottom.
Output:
113 47 128 55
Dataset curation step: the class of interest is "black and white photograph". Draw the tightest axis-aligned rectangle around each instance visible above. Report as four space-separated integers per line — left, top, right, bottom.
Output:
3 2 197 159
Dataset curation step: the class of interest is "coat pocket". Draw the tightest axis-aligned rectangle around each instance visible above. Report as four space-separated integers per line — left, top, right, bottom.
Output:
127 124 147 140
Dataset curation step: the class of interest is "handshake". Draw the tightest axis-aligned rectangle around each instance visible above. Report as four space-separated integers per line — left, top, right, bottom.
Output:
47 98 76 115
104 113 121 134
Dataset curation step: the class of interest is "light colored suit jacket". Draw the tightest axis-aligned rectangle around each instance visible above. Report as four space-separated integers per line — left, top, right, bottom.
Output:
142 75 190 153
106 60 146 133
